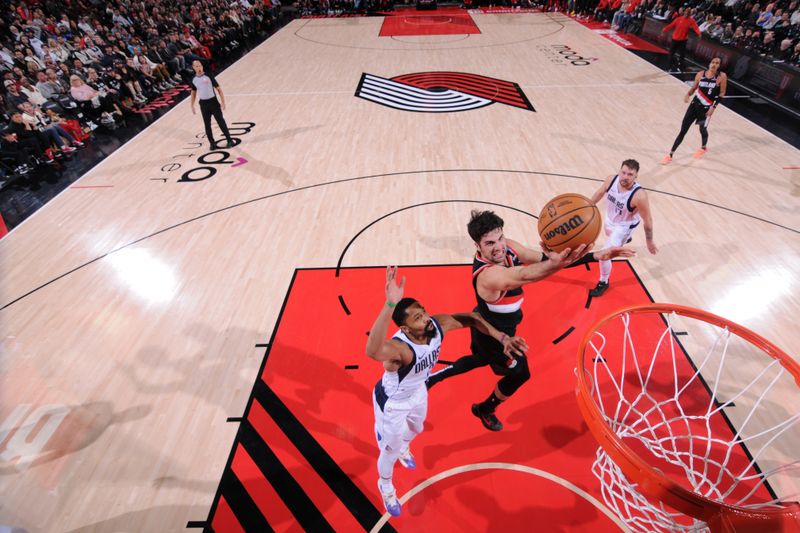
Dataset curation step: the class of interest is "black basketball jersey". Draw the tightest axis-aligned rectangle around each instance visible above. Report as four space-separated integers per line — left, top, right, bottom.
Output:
472 247 524 335
693 71 721 108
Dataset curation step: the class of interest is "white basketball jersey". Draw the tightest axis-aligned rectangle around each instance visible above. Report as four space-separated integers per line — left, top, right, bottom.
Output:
604 175 642 227
379 318 444 401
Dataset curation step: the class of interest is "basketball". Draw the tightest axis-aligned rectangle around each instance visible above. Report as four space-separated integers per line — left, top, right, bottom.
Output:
537 193 602 253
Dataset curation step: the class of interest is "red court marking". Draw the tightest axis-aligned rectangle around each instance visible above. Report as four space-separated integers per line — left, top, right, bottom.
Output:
230 443 301 532
257 264 648 530
211 495 245 533
70 185 114 189
380 11 481 36
470 7 542 12
0 213 7 239
572 18 666 53
391 72 531 109
247 398 363 531
209 264 771 530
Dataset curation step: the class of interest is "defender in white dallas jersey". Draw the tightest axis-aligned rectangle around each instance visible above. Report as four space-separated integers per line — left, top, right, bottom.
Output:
366 267 528 517
589 159 658 297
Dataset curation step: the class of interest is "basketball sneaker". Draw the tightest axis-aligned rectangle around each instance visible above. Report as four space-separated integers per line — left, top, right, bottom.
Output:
398 448 416 470
589 281 609 297
378 482 401 517
693 147 707 158
471 403 503 432
660 154 672 165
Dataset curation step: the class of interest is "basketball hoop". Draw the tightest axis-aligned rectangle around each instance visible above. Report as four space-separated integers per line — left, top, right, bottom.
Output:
575 304 800 532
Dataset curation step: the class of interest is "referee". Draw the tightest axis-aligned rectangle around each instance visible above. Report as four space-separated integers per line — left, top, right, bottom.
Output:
190 59 234 150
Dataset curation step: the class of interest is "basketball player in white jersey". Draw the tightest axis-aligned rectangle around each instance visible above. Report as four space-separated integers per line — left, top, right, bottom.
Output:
661 57 727 164
366 266 527 517
588 159 658 297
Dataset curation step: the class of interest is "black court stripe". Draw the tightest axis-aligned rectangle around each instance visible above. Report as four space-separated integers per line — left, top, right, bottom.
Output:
338 295 351 315
584 293 593 309
345 364 359 370
239 420 335 532
552 326 575 345
254 380 394 532
209 468 273 533
437 359 454 365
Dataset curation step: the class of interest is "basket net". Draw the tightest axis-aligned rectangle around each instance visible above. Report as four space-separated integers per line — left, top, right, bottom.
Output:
576 305 800 532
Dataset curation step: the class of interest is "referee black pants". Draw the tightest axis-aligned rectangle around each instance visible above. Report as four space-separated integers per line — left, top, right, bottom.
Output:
667 38 687 71
199 97 232 148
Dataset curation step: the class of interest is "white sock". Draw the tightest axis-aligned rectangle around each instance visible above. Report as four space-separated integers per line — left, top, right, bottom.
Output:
599 259 612 284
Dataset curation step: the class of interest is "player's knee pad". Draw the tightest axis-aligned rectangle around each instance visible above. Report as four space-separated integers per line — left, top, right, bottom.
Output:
497 355 531 396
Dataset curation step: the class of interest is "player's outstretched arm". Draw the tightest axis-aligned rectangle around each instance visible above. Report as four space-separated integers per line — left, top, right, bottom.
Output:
435 312 529 357
505 238 547 264
365 266 407 363
480 244 589 292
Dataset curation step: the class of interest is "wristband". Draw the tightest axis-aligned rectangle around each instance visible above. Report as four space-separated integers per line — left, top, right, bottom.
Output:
499 333 508 344
386 301 397 308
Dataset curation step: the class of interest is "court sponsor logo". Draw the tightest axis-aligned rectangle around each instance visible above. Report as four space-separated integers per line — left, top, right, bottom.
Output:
537 45 597 66
355 72 535 113
156 122 256 183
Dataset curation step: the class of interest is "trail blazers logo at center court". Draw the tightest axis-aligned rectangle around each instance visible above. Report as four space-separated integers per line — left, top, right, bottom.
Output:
355 72 535 113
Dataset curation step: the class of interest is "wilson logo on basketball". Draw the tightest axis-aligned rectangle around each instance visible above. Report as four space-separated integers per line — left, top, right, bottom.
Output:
355 72 535 113
543 215 584 240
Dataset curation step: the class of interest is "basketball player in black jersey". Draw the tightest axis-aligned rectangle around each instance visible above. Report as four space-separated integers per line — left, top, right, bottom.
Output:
662 57 727 165
426 211 635 431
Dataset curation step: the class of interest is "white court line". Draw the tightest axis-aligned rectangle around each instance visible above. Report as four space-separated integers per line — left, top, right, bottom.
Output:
368 461 631 532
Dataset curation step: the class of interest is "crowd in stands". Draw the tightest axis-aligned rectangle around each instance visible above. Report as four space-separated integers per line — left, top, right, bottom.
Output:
3 0 799 178
1 0 281 179
572 0 800 66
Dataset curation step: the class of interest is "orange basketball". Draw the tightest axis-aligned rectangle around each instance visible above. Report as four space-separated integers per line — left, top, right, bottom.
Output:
537 193 602 253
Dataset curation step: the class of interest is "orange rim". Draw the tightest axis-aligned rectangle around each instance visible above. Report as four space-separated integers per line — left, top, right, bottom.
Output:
575 303 800 530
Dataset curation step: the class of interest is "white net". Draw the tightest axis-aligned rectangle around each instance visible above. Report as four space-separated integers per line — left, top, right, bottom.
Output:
583 310 800 533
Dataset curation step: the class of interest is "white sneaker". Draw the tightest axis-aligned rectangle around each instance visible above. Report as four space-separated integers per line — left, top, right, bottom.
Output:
398 448 416 469
378 481 401 517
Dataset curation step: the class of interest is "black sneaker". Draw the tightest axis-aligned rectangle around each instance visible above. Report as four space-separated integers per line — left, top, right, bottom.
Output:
471 403 503 431
589 281 609 297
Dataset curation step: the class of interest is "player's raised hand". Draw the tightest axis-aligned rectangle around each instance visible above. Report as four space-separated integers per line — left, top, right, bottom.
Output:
541 242 589 267
594 246 637 261
385 266 405 304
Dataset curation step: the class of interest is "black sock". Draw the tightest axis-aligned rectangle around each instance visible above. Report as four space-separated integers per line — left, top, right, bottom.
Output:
480 391 503 413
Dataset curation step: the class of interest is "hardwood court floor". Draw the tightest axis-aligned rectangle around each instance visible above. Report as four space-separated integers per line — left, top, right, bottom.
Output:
1 11 798 532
